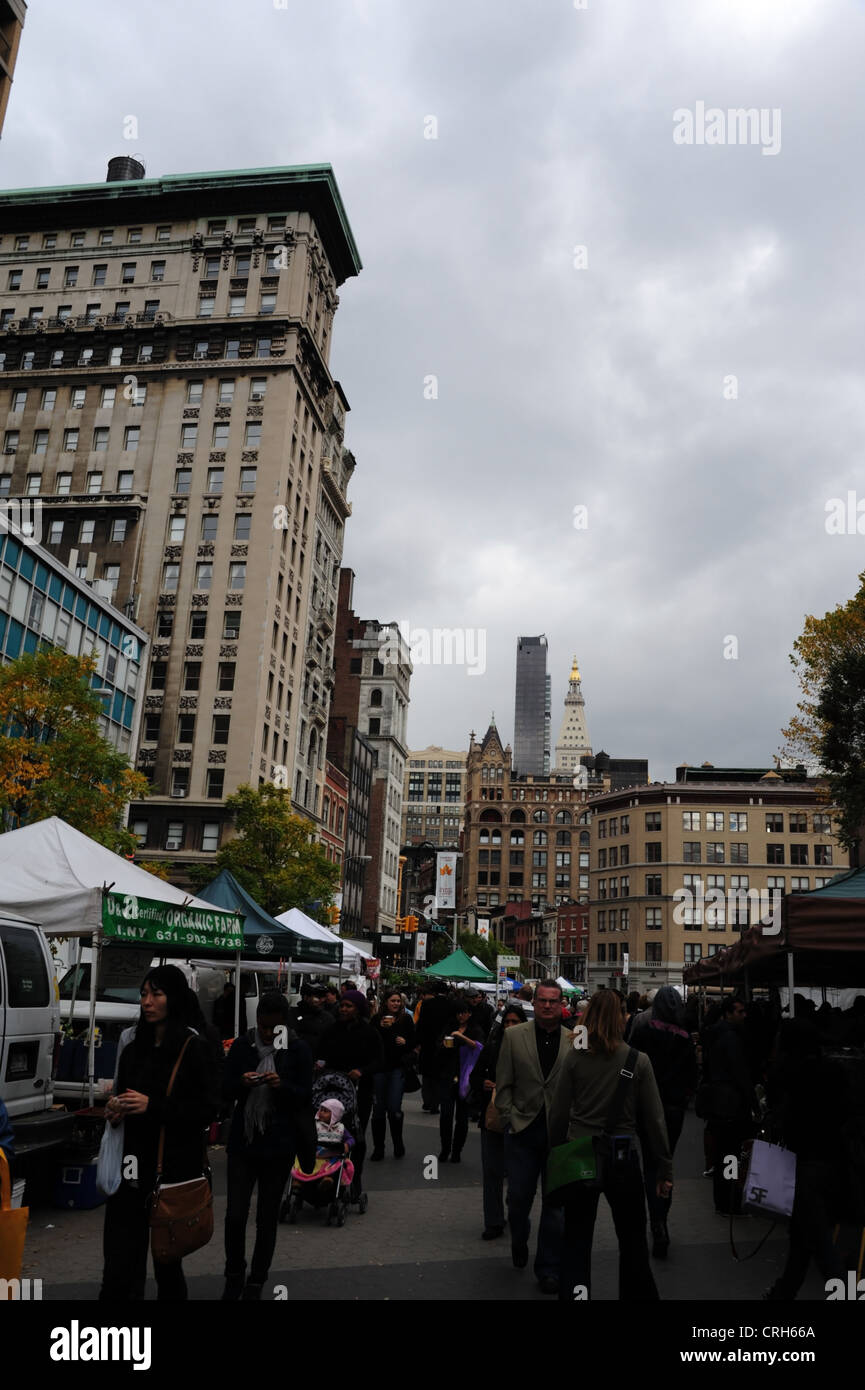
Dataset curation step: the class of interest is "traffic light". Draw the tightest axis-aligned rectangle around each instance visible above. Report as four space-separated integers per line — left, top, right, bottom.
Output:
328 904 340 927
404 915 419 933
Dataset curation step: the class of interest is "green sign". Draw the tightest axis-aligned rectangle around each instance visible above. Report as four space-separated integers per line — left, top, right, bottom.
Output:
102 891 244 952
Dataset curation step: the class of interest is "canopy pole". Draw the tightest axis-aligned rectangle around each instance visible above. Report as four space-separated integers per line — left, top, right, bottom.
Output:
233 947 242 1037
787 950 795 1015
88 925 103 1109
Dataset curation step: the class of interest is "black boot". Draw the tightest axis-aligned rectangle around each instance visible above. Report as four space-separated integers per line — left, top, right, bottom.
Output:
221 1269 245 1301
388 1113 405 1159
651 1219 669 1259
370 1115 386 1160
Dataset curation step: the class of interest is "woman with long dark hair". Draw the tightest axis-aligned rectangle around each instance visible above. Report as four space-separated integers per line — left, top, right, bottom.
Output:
436 995 484 1164
99 965 219 1301
470 1002 526 1238
370 988 416 1161
549 990 672 1302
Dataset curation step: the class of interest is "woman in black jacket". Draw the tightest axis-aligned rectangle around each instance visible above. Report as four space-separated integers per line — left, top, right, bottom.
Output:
470 1002 526 1238
222 990 313 1300
630 985 698 1258
99 965 219 1302
436 995 485 1164
370 988 416 1161
318 989 383 1196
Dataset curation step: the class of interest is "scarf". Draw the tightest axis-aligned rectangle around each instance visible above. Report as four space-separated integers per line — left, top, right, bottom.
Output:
243 1027 278 1143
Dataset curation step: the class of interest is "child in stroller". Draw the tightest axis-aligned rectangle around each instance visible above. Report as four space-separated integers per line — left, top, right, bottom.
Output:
280 1071 368 1225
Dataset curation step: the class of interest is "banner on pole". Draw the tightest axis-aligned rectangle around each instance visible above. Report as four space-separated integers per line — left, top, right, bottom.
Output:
436 852 457 910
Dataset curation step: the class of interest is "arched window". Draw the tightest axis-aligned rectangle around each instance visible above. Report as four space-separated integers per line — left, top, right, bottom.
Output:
370 688 382 707
482 765 488 781
532 808 549 824
490 829 502 846
510 808 526 823
579 811 590 825
555 809 572 825
510 829 525 846
496 766 503 780
479 808 502 823
579 830 590 847
534 830 548 847
555 830 571 846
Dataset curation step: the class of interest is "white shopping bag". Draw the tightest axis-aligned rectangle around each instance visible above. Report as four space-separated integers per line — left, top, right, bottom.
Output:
742 1138 796 1219
96 1118 125 1196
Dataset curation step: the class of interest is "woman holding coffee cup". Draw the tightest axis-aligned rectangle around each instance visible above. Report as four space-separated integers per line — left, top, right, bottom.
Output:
436 995 485 1164
370 990 416 1160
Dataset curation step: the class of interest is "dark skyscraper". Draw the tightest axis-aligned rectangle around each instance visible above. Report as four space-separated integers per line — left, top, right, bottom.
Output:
513 634 549 776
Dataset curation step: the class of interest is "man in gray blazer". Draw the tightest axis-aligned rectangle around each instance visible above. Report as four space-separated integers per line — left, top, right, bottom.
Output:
495 980 572 1294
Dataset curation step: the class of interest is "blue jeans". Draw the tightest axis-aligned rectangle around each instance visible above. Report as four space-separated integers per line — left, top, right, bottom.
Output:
373 1067 405 1118
504 1110 563 1280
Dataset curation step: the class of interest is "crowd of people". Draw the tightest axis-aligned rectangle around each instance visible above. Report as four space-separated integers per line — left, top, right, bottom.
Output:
2 967 862 1303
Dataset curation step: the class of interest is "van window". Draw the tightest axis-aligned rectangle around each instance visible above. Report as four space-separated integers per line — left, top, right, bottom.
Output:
0 925 50 1007
58 963 140 1005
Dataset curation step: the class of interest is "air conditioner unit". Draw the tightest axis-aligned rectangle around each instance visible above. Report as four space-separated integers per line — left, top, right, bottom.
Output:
170 789 187 799
250 392 264 402
3 447 16 455
165 837 182 849
193 350 208 359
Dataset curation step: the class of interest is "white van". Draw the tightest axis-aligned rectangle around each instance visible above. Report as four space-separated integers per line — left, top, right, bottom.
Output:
0 912 74 1167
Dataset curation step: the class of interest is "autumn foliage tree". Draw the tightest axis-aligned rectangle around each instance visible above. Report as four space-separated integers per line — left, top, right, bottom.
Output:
0 648 148 855
815 647 865 854
186 782 340 921
781 571 865 763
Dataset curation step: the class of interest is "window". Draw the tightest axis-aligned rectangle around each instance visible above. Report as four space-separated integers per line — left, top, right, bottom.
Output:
48 519 63 544
228 294 246 316
64 266 79 287
83 472 103 497
729 812 748 832
0 477 11 498
646 875 662 896
109 347 123 366
92 428 109 452
199 514 218 543
766 843 785 865
239 467 256 493
110 519 127 542
7 269 21 290
645 941 662 963
244 421 261 448
684 944 702 964
31 428 49 454
171 769 189 798
645 907 662 929
40 389 57 413
174 468 191 494
156 611 173 638
766 812 783 833
256 337 271 357
683 811 701 830
79 518 95 543
184 662 201 691
3 430 18 454
57 305 72 321
55 472 72 495
218 380 235 404
202 823 220 853
127 228 142 244
25 472 41 495
259 293 276 315
190 611 207 639
683 841 701 863
767 876 785 894
368 717 381 736
645 812 661 831
156 226 171 242
814 844 832 866
151 259 166 281
123 426 140 451
233 512 251 541
207 770 225 799
99 230 114 246
143 300 160 320
162 563 179 592
43 233 57 249
138 344 153 363
791 876 810 891
117 470 134 494
69 387 86 410
22 350 36 370
206 468 224 493
222 611 240 639
198 294 215 317
195 562 213 590
177 715 196 744
181 424 197 448
77 347 93 367
703 811 723 831
705 842 725 863
790 844 808 866
225 339 240 360
813 813 831 834
725 843 746 864
28 306 44 324
11 390 26 412
35 269 50 290
212 715 230 744
70 232 84 247
229 562 246 590
186 382 203 406
100 385 116 410
218 663 235 691
645 842 661 862
119 262 136 285
211 422 230 449
92 265 107 287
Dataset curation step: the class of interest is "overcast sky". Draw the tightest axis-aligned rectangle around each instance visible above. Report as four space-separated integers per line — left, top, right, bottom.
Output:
3 0 863 779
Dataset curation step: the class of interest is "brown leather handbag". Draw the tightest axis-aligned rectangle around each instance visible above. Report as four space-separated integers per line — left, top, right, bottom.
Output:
147 1037 213 1262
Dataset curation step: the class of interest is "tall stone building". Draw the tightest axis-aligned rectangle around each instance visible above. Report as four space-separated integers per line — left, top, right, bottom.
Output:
402 745 466 848
330 568 411 936
587 766 850 992
513 635 549 776
553 656 591 776
0 1 26 139
0 161 361 871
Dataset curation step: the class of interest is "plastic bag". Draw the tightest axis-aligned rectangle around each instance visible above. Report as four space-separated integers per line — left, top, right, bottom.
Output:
96 1117 125 1196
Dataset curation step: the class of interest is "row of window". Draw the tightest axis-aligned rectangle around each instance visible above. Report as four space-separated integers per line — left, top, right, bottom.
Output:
143 713 231 745
0 337 274 372
644 841 832 866
0 469 136 498
2 297 162 325
597 810 833 836
177 420 262 449
6 425 145 456
161 560 247 592
595 815 630 837
4 376 265 417
141 767 226 799
5 218 288 256
5 262 166 293
150 660 236 692
132 819 220 852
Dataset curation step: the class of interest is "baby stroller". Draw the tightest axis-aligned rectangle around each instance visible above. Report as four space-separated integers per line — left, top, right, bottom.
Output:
279 1070 369 1226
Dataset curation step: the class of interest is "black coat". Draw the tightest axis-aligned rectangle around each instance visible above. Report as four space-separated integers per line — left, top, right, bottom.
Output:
471 1000 495 1040
415 996 451 1066
631 1019 698 1110
116 1028 219 1187
223 1028 313 1159
286 1004 335 1051
372 1011 416 1070
703 1020 754 1123
319 1019 383 1094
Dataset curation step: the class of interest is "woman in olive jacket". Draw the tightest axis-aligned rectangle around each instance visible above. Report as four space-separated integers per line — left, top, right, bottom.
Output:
548 990 672 1302
99 966 219 1302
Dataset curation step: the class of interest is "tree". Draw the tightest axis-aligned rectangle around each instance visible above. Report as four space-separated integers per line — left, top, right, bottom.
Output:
0 648 148 855
782 571 865 762
187 783 339 920
815 647 865 854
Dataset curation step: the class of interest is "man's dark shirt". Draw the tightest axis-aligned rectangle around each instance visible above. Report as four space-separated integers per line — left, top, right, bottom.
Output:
535 1022 560 1080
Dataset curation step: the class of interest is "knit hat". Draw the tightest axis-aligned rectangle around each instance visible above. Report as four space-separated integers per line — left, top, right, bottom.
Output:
319 1098 345 1123
340 988 369 1018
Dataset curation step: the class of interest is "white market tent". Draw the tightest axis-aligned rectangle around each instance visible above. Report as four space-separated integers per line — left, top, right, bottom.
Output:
275 906 375 977
0 816 215 933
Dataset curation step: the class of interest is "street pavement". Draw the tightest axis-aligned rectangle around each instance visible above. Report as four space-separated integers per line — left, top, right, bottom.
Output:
20 1100 831 1302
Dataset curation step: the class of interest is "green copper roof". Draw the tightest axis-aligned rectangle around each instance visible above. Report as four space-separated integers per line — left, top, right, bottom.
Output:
0 163 362 283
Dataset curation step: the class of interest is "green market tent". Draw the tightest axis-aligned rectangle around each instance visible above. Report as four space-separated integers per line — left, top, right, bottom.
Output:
424 948 494 982
197 869 341 966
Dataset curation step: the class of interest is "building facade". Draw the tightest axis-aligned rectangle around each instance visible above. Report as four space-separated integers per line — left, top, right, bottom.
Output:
0 1 26 139
321 758 348 869
326 715 375 942
553 657 591 776
402 744 466 848
513 634 549 776
586 768 850 992
0 161 361 868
